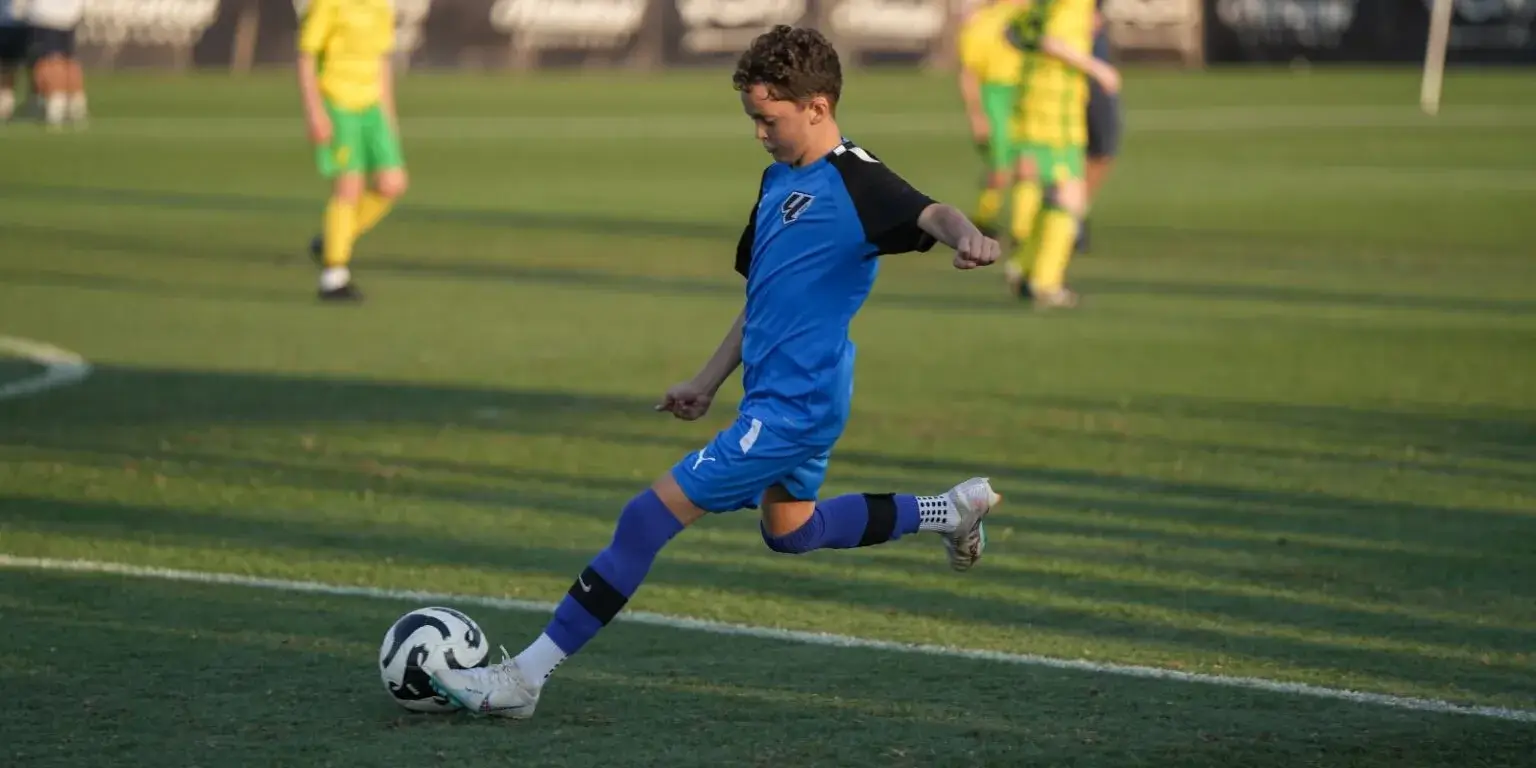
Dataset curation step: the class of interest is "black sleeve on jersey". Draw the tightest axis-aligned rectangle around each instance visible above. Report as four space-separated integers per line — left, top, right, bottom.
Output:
734 168 769 278
830 146 938 256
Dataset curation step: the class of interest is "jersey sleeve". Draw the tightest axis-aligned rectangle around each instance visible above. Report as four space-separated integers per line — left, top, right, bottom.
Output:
733 201 758 279
832 146 937 256
957 17 985 75
297 0 335 54
1045 0 1087 39
734 169 769 278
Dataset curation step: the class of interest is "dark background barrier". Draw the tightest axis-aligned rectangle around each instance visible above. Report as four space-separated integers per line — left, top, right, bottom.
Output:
66 0 1536 72
1203 0 1536 63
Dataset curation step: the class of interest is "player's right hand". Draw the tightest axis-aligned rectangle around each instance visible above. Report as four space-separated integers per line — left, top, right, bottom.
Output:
953 231 1001 270
1094 63 1122 96
655 381 714 421
308 112 333 145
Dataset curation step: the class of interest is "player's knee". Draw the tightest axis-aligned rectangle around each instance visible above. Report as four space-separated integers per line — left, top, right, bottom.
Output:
1051 181 1088 217
332 174 365 202
987 169 1011 190
762 522 815 554
375 170 408 199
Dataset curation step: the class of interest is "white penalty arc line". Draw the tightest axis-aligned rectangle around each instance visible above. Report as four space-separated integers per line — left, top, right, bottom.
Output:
0 336 92 401
2 555 1533 724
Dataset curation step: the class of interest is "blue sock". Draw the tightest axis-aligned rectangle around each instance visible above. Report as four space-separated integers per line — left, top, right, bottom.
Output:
544 489 683 655
763 493 922 554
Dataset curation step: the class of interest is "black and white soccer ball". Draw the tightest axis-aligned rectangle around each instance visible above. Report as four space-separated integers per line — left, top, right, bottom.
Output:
378 606 490 713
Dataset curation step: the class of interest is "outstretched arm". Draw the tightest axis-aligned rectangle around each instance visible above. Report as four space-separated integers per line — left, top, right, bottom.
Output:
957 69 990 148
1006 11 1120 94
918 204 1000 270
656 308 744 421
296 53 330 144
691 308 745 393
1041 36 1120 94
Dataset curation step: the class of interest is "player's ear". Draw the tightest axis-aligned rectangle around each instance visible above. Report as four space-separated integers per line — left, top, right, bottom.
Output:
807 95 831 124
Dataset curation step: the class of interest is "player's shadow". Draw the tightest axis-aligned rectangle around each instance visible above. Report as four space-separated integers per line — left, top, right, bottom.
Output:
5 365 1535 705
12 569 1530 767
19 427 1534 655
985 393 1535 467
6 491 1534 708
0 265 306 306
13 193 1533 317
0 183 740 243
2 221 1014 316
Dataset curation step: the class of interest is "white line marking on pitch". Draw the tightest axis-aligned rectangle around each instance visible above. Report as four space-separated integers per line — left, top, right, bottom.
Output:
0 336 92 401
2 554 1532 724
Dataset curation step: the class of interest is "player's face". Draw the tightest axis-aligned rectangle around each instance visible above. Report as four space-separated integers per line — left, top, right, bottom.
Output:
740 84 831 165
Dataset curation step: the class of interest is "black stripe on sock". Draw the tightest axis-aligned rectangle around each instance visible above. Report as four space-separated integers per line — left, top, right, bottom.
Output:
859 493 898 547
568 566 628 625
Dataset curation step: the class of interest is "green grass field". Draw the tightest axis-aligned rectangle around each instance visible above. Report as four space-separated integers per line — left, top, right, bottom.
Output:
1 66 1534 767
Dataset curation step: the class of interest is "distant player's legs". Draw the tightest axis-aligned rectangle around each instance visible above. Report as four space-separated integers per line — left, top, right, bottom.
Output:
356 105 407 238
310 104 405 299
63 53 86 125
426 417 1001 719
1080 86 1120 254
31 49 65 128
0 67 12 120
971 83 1017 237
1004 145 1046 296
1027 147 1088 308
0 26 26 121
312 102 366 300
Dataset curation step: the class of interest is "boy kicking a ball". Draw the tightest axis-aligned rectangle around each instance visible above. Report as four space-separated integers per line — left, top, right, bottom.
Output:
426 25 1004 719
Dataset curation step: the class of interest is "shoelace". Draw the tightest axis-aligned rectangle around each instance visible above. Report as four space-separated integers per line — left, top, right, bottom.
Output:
467 645 522 689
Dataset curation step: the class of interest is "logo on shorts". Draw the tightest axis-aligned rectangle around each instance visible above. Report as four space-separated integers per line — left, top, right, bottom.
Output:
691 446 717 470
781 191 815 224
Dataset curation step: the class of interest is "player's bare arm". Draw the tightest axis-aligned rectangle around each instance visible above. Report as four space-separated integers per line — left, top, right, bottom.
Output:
1040 36 1121 94
296 53 330 143
957 69 990 148
656 308 745 421
918 203 1001 270
379 56 398 131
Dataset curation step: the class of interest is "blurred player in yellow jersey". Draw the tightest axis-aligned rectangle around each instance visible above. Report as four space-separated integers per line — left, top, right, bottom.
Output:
955 0 1026 237
298 0 407 302
1003 0 1118 308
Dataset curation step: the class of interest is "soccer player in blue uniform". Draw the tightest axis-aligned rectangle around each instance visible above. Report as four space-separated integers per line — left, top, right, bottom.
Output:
426 25 1005 719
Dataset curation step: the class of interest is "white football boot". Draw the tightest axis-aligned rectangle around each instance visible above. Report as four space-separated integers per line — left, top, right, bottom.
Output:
943 477 1002 572
426 647 541 719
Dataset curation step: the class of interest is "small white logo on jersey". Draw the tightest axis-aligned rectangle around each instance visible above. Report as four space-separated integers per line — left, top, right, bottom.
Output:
781 191 815 224
692 446 717 470
832 143 881 164
578 575 593 592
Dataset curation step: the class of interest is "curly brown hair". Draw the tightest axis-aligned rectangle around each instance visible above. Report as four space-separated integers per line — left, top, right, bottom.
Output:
732 25 843 107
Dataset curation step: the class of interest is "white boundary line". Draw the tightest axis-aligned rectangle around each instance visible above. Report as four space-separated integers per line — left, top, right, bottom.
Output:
0 336 92 401
2 554 1532 724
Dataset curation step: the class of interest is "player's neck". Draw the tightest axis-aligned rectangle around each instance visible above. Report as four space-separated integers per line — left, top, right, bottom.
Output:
789 123 845 168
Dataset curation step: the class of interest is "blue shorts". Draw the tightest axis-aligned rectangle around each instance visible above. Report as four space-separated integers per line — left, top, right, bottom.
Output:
1087 83 1121 159
670 413 831 513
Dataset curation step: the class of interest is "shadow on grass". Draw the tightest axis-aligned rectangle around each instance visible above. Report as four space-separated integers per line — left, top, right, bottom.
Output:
7 197 1535 316
7 569 1532 768
4 492 1533 706
4 365 1535 705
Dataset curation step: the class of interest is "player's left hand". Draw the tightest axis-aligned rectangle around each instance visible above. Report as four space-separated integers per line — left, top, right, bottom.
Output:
655 381 715 421
953 231 1000 270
